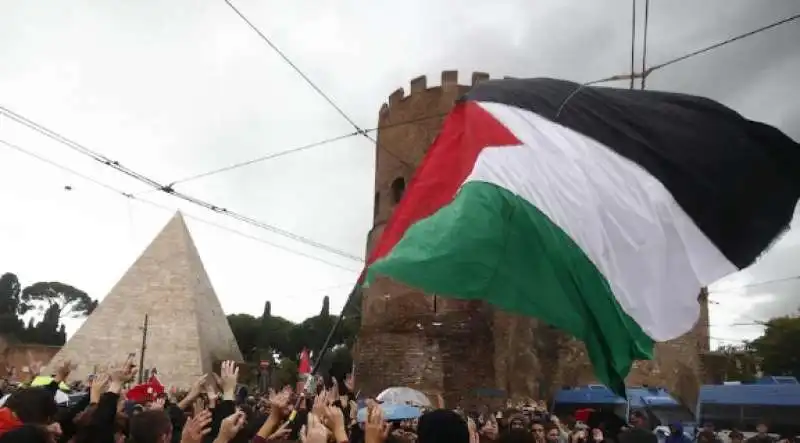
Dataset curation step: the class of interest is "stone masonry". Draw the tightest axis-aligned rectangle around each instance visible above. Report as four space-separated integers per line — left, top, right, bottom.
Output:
44 212 243 388
354 71 711 408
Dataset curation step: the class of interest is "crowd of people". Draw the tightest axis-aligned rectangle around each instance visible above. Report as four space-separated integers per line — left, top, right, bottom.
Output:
0 356 793 443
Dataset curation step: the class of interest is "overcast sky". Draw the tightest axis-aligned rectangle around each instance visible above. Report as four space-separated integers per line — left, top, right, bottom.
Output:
1 0 798 350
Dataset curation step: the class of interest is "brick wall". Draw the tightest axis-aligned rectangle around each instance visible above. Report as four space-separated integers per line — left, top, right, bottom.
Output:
0 336 61 379
355 72 710 407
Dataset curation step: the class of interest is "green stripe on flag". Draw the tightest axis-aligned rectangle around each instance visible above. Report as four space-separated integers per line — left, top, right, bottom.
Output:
366 180 654 394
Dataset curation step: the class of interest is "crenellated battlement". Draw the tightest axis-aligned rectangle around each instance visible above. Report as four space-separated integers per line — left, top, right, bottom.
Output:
378 70 491 119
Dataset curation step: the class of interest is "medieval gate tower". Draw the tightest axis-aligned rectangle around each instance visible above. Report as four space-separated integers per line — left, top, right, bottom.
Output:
355 71 710 407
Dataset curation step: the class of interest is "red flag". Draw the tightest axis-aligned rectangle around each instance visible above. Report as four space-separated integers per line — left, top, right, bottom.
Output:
147 368 163 390
127 382 164 403
298 348 311 375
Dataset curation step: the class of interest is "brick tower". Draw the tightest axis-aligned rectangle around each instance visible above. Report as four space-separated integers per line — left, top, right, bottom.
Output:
355 71 497 406
355 72 711 407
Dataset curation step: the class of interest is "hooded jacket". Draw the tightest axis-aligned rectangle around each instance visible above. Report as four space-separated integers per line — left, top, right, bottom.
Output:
665 422 692 443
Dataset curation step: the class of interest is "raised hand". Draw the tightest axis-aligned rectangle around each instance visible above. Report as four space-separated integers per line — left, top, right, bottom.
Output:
268 386 292 417
343 373 354 392
29 361 43 377
150 397 166 410
187 374 208 399
311 389 327 418
468 417 480 443
218 361 239 401
217 410 247 443
329 378 341 403
324 404 347 443
109 356 136 393
267 421 291 441
181 409 212 443
300 414 329 443
192 398 206 417
365 403 390 443
55 360 75 382
90 373 110 403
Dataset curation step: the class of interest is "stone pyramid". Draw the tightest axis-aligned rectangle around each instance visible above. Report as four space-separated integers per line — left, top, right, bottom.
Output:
45 212 243 387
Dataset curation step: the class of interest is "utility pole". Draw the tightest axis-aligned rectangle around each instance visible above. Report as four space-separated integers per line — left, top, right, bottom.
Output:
137 314 149 384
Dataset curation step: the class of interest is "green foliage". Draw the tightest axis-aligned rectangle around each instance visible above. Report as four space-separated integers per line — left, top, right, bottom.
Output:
22 281 97 318
712 343 760 382
273 358 299 388
226 293 360 388
261 315 296 357
227 314 261 361
0 273 26 337
321 296 330 317
0 273 93 346
262 301 271 318
316 345 354 383
750 313 800 379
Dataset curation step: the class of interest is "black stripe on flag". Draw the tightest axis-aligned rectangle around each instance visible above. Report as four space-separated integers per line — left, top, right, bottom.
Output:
463 78 800 269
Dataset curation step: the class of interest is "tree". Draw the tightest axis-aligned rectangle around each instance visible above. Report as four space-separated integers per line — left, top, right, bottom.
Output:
708 343 760 382
751 314 800 379
316 345 353 384
225 295 361 388
260 315 296 357
320 296 330 317
272 358 299 389
228 314 261 361
0 273 27 337
36 303 63 345
21 281 97 321
262 301 271 319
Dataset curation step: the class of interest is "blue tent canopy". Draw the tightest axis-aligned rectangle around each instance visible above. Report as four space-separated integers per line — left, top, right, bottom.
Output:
553 385 627 405
699 384 800 406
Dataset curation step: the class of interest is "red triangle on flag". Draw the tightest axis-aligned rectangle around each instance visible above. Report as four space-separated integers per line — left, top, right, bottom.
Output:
298 348 311 375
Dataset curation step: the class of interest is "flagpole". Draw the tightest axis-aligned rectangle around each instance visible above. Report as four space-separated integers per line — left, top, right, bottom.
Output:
137 313 149 384
298 284 358 398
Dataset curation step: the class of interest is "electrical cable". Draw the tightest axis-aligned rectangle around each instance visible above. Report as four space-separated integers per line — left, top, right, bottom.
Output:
705 322 771 328
196 11 800 189
0 138 134 199
708 274 800 293
0 137 361 274
559 12 800 119
221 0 413 171
642 12 800 81
222 0 360 134
0 106 364 263
148 112 448 190
160 132 359 190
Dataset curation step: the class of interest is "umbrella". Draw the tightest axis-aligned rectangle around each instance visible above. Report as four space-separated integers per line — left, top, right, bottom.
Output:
376 387 432 407
357 403 421 423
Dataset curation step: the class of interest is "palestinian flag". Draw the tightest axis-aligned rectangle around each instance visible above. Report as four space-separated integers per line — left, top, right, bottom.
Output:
365 78 800 394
